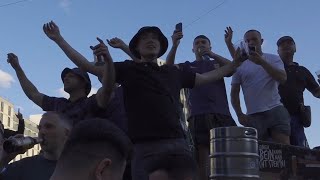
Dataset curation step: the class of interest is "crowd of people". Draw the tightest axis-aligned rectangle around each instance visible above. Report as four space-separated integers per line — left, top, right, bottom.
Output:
0 20 319 180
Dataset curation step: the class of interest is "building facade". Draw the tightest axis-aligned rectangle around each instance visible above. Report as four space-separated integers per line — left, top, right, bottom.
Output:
0 96 41 162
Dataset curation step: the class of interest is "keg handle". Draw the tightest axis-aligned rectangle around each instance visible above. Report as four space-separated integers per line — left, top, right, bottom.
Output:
244 129 257 137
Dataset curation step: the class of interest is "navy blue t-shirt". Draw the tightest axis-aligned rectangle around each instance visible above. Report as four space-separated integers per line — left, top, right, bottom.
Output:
179 60 232 117
114 60 196 142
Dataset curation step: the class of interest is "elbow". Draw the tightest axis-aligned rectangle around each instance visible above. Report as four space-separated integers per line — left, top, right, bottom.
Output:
278 74 287 84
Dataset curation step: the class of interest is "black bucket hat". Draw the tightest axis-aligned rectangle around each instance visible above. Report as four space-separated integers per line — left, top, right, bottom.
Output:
129 26 168 59
61 68 92 95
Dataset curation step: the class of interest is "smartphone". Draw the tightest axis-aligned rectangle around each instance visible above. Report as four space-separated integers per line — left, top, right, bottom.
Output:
248 46 256 52
175 22 182 32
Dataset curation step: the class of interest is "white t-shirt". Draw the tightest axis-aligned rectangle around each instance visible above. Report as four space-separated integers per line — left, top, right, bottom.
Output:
231 53 284 115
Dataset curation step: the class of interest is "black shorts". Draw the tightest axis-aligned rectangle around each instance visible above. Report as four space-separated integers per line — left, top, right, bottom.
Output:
188 113 237 146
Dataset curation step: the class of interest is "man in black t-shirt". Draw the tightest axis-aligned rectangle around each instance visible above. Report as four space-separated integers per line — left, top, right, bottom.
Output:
277 36 320 147
90 26 241 180
7 42 115 126
0 112 71 180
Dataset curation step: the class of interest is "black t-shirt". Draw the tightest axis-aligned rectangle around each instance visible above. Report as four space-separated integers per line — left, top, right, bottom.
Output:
41 91 128 132
0 155 56 180
114 60 196 142
278 63 319 114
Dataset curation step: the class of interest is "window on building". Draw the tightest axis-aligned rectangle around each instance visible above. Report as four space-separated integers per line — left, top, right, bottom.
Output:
0 102 3 112
8 106 11 116
7 117 10 127
0 113 3 122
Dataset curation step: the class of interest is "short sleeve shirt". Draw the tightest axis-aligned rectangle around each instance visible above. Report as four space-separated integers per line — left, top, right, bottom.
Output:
178 59 232 117
231 53 284 114
279 63 320 114
41 92 127 132
114 60 196 142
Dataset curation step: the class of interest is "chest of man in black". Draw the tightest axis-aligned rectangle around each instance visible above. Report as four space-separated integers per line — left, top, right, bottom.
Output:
114 60 195 142
278 63 319 114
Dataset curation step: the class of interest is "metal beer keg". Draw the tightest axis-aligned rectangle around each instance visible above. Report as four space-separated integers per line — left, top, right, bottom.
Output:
210 127 260 179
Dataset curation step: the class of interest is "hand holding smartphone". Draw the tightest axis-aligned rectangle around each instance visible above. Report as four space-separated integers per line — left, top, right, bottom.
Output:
175 22 182 32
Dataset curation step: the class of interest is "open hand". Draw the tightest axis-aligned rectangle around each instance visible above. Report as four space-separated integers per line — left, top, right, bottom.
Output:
43 21 62 42
107 37 126 49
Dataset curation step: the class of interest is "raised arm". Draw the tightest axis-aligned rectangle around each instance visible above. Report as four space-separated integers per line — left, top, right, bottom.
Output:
107 37 141 62
91 38 115 109
195 48 243 86
224 26 236 59
16 110 25 135
43 21 103 77
7 53 44 107
166 30 183 65
248 52 287 84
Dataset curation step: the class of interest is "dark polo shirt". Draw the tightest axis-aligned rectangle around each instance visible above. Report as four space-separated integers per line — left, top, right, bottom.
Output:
41 87 128 132
0 155 56 180
279 62 319 114
179 59 232 117
114 60 196 143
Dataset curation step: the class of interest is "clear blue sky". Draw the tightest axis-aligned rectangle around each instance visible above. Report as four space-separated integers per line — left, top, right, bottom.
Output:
0 0 319 147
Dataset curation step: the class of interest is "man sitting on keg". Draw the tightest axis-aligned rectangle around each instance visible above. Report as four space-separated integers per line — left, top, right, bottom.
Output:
0 112 71 180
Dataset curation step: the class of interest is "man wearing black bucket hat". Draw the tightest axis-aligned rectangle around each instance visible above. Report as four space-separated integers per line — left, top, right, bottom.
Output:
95 26 241 180
277 36 320 147
6 42 115 126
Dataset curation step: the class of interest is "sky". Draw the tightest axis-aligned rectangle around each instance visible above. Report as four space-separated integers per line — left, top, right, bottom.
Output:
0 0 320 148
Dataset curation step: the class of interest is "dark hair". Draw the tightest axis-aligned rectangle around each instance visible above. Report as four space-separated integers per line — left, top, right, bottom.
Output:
145 150 197 179
194 35 211 45
58 118 132 170
244 29 262 38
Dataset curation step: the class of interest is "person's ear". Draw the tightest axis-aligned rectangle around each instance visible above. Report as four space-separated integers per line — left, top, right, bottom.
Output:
95 158 112 180
261 38 264 45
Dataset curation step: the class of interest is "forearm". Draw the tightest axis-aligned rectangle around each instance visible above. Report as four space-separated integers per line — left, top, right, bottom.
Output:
166 45 178 65
226 41 236 58
121 45 140 62
17 119 25 134
195 62 237 86
55 38 103 76
97 55 115 108
260 60 287 83
231 90 243 116
14 66 43 106
212 53 231 66
313 87 320 98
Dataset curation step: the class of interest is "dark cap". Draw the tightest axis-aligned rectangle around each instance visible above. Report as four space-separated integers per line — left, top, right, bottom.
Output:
61 68 92 95
277 36 295 46
129 26 168 59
